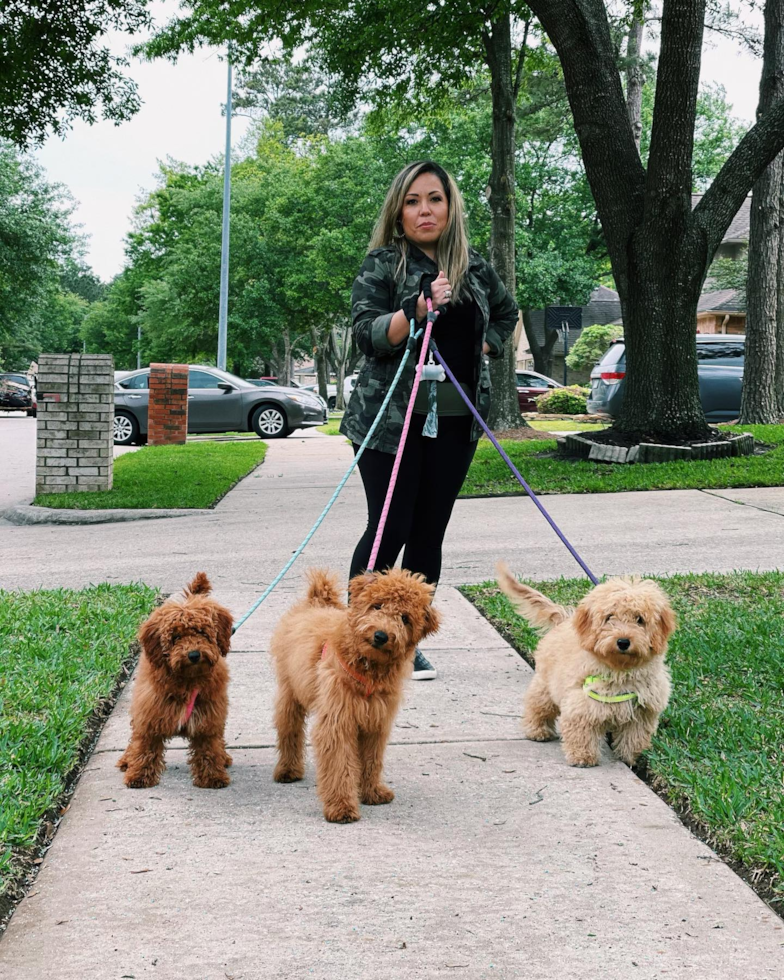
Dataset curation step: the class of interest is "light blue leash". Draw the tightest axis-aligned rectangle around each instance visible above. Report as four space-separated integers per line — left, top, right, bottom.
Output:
232 320 422 634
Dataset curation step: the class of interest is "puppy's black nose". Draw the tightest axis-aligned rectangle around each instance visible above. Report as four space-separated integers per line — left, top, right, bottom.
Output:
617 638 631 652
373 630 388 647
188 650 201 663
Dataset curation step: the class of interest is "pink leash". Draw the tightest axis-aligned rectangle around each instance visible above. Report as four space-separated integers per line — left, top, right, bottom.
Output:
367 297 438 571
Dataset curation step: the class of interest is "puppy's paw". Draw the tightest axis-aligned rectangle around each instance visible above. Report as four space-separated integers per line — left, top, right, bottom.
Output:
523 727 558 742
193 770 231 789
568 758 600 769
124 772 160 789
274 765 304 783
361 784 395 806
324 804 361 824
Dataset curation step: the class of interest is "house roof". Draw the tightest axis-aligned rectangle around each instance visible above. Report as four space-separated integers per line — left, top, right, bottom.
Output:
692 193 751 243
524 285 623 356
697 289 746 314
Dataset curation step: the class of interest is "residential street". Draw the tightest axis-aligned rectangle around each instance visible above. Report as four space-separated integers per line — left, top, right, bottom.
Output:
1 429 783 978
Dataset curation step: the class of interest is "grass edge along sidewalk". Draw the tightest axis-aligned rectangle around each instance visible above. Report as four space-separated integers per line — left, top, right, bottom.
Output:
461 424 784 496
462 570 784 915
0 583 158 932
33 440 267 510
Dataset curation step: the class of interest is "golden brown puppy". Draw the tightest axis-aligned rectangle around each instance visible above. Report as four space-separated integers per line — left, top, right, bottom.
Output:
497 563 675 768
270 567 440 823
118 572 234 789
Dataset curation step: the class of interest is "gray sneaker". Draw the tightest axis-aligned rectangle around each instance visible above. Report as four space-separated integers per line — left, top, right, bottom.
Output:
412 648 437 680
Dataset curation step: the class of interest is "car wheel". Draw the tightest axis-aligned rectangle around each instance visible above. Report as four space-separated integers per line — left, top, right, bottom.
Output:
328 397 336 411
27 408 36 418
114 411 139 445
251 404 289 439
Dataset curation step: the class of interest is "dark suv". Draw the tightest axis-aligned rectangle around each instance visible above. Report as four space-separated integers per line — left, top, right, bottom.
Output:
587 335 745 422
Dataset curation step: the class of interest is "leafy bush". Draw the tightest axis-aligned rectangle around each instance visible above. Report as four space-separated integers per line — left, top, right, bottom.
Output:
535 385 589 414
565 322 624 371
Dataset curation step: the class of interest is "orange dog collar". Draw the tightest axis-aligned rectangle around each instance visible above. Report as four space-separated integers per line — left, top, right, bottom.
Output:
322 642 374 698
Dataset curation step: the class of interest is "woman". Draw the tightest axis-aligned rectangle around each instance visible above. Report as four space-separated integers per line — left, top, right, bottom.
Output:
340 161 518 679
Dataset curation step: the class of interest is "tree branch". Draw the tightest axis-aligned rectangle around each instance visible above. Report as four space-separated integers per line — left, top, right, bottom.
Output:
512 19 532 103
645 0 707 204
526 0 645 291
695 97 784 261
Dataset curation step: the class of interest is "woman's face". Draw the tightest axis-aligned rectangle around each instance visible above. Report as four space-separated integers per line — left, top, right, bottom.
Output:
400 172 449 253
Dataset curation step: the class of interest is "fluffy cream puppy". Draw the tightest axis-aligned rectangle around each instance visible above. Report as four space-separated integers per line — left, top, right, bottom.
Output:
497 563 675 767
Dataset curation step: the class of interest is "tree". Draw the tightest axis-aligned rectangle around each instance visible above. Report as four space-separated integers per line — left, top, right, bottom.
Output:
0 0 150 147
566 322 624 371
740 0 784 424
525 0 784 440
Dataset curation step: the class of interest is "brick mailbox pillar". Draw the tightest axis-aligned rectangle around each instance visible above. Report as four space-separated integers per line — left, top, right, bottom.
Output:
148 363 189 445
36 353 114 494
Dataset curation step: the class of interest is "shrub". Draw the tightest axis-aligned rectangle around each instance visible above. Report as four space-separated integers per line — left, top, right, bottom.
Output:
565 322 624 371
536 385 589 414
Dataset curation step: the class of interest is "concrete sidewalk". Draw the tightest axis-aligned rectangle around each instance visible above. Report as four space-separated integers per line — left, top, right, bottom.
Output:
1 433 784 978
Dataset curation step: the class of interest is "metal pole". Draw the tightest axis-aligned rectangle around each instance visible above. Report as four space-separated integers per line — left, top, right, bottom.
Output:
217 51 232 371
137 323 141 370
562 321 569 386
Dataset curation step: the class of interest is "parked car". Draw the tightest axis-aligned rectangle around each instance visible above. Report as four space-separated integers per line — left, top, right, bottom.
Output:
113 366 327 445
587 335 745 422
0 372 36 416
254 376 337 410
344 374 358 405
516 370 562 412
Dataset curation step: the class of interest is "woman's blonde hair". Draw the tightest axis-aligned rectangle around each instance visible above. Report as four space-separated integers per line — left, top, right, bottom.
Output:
368 161 470 303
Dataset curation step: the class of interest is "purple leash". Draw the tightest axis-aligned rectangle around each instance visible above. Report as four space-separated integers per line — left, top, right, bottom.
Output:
431 344 599 586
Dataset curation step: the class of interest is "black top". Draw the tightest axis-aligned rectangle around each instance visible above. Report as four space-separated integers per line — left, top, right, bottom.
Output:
428 297 477 387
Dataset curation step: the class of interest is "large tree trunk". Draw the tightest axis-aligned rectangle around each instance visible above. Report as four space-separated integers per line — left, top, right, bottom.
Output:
522 308 558 377
310 323 329 402
740 0 784 424
778 180 784 416
483 14 523 430
626 16 645 152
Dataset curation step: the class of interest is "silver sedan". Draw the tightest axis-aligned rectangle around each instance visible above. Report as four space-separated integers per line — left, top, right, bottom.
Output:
113 366 327 445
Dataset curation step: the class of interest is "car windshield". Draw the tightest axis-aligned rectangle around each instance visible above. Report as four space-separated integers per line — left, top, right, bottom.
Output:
598 342 626 368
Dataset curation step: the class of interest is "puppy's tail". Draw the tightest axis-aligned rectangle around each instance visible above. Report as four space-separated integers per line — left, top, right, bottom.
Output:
305 569 345 609
496 562 569 629
185 572 212 596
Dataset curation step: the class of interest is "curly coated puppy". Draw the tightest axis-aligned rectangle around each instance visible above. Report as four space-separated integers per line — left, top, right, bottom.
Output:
497 563 675 768
118 572 234 789
270 567 441 823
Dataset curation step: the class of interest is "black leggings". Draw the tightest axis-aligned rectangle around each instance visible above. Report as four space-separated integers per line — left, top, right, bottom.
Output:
350 414 478 585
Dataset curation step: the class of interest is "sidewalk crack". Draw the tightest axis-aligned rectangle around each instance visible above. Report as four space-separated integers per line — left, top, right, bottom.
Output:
699 488 784 519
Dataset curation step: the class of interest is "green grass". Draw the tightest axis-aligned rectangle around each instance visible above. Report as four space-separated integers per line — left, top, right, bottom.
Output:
461 424 784 496
317 419 344 436
0 584 157 909
462 571 784 909
527 419 609 433
33 440 267 510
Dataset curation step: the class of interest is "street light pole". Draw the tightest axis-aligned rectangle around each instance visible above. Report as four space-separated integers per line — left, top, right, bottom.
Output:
217 50 232 371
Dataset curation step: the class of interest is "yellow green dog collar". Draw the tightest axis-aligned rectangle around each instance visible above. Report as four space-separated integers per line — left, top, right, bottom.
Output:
583 674 638 703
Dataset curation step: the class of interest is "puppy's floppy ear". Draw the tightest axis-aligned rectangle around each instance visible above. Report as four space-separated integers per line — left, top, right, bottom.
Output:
572 599 594 648
654 602 677 649
139 610 165 667
348 571 378 602
213 603 234 657
421 603 441 639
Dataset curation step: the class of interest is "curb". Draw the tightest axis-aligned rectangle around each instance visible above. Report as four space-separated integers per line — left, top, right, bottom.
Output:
1 504 204 526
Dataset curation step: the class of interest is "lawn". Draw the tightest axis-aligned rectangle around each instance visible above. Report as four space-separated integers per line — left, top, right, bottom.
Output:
0 584 157 919
461 424 784 496
33 440 267 510
317 419 343 436
462 570 784 911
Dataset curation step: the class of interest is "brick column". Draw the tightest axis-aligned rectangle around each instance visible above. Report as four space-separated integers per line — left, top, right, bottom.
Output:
148 363 189 445
36 353 114 494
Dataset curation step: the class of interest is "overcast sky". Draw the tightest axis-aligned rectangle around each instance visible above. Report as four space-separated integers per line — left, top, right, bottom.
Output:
34 7 765 283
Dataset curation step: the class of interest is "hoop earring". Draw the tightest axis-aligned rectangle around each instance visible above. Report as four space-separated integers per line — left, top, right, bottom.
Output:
393 220 405 239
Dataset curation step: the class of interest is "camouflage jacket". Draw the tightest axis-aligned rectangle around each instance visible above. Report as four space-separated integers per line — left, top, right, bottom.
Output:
340 244 519 453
